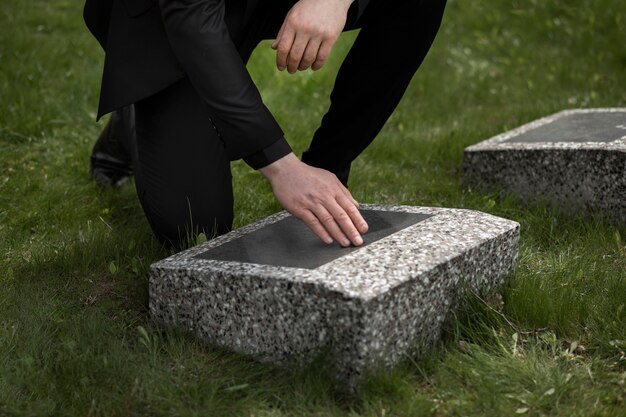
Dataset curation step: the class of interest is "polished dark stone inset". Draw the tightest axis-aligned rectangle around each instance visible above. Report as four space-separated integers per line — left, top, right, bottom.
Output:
504 112 626 143
195 210 433 269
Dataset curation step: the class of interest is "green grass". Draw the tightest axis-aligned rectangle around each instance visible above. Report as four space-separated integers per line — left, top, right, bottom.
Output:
1 0 625 415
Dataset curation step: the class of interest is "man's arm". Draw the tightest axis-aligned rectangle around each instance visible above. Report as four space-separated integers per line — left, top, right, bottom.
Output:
157 0 290 165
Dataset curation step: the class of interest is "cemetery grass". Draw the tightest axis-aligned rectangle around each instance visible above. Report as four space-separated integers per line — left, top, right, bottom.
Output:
1 0 625 415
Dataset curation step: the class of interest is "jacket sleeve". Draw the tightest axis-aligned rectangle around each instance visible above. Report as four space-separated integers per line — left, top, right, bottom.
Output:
157 0 292 169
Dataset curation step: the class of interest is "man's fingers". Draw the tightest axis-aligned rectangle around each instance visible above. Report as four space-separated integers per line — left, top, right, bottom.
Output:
297 209 333 245
336 194 368 235
311 204 351 247
324 200 364 247
298 37 321 70
287 32 308 74
311 41 332 71
276 25 295 71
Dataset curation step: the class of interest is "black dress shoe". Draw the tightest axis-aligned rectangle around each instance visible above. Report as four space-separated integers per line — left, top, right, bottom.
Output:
90 107 135 187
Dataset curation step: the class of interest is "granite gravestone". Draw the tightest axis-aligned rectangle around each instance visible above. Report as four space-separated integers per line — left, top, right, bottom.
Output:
463 108 626 223
149 204 520 389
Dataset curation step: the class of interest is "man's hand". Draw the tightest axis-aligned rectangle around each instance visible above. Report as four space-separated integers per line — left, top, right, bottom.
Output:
260 153 368 247
271 0 354 73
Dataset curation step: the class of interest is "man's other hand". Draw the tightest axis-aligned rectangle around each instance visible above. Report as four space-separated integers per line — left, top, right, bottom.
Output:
271 0 354 73
259 153 368 247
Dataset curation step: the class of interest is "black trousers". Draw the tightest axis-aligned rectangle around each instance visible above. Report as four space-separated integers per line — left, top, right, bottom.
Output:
110 0 446 248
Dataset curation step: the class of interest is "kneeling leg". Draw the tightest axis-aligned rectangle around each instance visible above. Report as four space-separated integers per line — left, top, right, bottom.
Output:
133 77 234 249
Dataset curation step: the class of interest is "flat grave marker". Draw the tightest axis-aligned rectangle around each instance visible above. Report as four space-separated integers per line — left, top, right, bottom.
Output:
463 108 626 223
195 210 433 269
149 205 520 389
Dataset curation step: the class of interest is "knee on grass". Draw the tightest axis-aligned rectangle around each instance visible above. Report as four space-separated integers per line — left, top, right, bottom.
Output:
149 203 233 250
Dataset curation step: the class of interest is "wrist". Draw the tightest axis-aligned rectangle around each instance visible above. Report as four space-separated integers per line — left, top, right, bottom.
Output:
259 152 301 183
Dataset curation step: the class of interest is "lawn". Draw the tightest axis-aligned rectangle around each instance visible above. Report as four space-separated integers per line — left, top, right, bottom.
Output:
1 0 625 415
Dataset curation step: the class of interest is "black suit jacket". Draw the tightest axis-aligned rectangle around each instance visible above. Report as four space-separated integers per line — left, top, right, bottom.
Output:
84 0 370 167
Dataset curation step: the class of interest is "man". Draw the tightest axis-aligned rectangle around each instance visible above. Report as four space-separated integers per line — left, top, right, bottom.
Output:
84 0 446 249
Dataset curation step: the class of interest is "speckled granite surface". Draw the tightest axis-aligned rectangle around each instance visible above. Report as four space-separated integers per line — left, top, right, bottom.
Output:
463 108 626 224
149 205 520 389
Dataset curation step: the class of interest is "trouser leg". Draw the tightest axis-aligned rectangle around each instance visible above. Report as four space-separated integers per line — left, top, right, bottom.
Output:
133 77 234 249
90 105 137 186
114 104 138 164
301 0 447 185
93 105 136 163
